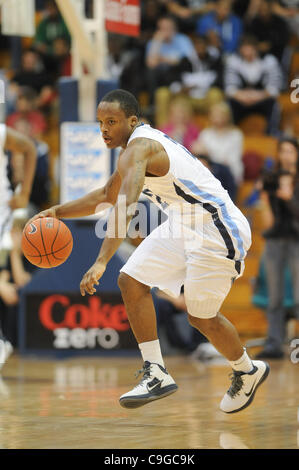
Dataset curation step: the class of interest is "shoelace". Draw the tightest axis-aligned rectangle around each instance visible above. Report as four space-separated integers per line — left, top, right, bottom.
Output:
134 362 152 388
227 371 244 398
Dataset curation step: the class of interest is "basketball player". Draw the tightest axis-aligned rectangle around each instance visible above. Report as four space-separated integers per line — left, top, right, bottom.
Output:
29 89 269 413
0 125 37 239
0 124 37 368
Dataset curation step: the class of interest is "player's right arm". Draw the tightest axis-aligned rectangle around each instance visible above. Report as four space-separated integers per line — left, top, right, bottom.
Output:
28 170 122 222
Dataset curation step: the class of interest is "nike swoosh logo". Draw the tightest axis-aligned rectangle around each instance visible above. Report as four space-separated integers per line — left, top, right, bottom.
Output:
28 223 37 234
244 378 257 397
147 379 163 392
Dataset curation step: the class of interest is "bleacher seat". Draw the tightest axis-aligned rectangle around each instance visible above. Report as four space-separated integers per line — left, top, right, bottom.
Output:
238 114 267 136
243 135 278 160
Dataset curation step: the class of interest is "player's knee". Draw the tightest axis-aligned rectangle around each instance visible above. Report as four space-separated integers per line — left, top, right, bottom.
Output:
118 272 130 292
117 272 149 296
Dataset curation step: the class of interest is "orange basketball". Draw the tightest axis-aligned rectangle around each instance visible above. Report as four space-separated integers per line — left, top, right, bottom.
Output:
22 217 73 268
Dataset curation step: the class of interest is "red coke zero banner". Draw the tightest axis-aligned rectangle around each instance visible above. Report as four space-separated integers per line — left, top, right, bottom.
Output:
21 293 137 351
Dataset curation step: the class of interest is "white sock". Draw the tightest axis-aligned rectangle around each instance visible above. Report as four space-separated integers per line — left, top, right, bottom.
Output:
138 339 165 367
229 348 253 373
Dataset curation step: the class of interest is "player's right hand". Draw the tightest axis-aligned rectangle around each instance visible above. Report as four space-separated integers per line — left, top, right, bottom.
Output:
25 206 59 228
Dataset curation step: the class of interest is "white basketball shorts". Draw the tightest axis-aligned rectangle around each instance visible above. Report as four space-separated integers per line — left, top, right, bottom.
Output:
120 220 251 319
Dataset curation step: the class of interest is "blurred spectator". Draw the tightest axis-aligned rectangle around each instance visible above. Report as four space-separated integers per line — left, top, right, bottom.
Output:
159 96 200 150
120 52 148 99
232 0 273 20
8 141 50 212
256 137 299 359
6 87 47 139
52 37 72 77
9 48 55 112
155 35 224 126
196 153 238 200
145 16 197 103
141 0 167 42
106 34 136 84
192 101 244 186
196 0 243 54
7 118 50 212
224 34 283 134
233 0 256 18
174 35 224 97
272 0 299 37
166 0 217 33
33 0 71 72
245 0 290 61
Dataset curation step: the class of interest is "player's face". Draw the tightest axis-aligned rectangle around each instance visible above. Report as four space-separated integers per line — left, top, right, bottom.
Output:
97 102 138 149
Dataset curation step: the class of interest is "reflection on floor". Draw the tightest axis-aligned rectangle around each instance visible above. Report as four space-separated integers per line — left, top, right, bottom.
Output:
0 354 298 449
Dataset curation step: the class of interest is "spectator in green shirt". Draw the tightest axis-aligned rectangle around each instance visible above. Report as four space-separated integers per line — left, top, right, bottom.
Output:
33 0 70 65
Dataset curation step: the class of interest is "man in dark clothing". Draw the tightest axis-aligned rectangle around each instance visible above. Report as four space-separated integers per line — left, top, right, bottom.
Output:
11 49 53 95
245 0 290 62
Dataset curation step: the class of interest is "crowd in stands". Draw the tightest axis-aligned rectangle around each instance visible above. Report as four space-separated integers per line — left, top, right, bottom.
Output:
0 0 299 361
2 0 299 193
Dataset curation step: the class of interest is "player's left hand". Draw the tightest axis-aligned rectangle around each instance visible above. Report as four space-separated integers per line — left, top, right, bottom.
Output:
80 261 106 296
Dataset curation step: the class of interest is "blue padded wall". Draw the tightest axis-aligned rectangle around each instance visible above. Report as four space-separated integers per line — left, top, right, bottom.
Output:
58 77 119 124
96 79 119 103
58 77 79 123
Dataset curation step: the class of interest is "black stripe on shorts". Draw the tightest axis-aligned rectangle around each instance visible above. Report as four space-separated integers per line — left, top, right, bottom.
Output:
173 182 235 260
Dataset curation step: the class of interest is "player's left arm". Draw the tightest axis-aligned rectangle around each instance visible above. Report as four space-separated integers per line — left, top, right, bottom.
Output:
80 139 148 296
5 127 37 209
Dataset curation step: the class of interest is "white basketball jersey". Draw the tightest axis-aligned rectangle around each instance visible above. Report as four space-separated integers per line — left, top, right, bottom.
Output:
127 123 251 262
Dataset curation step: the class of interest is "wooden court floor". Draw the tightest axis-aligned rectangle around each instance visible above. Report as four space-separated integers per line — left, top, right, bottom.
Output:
0 354 298 449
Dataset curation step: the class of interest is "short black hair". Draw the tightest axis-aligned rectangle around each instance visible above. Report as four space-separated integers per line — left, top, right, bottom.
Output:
239 34 259 49
18 86 37 102
157 15 178 27
278 136 299 153
277 136 299 173
100 89 140 118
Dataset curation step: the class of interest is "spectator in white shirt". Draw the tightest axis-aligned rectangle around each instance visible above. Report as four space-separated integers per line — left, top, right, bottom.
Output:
192 101 244 185
224 34 283 134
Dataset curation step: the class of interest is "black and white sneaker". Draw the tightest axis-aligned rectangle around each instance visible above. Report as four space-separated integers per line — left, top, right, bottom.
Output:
119 361 178 409
220 360 270 413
